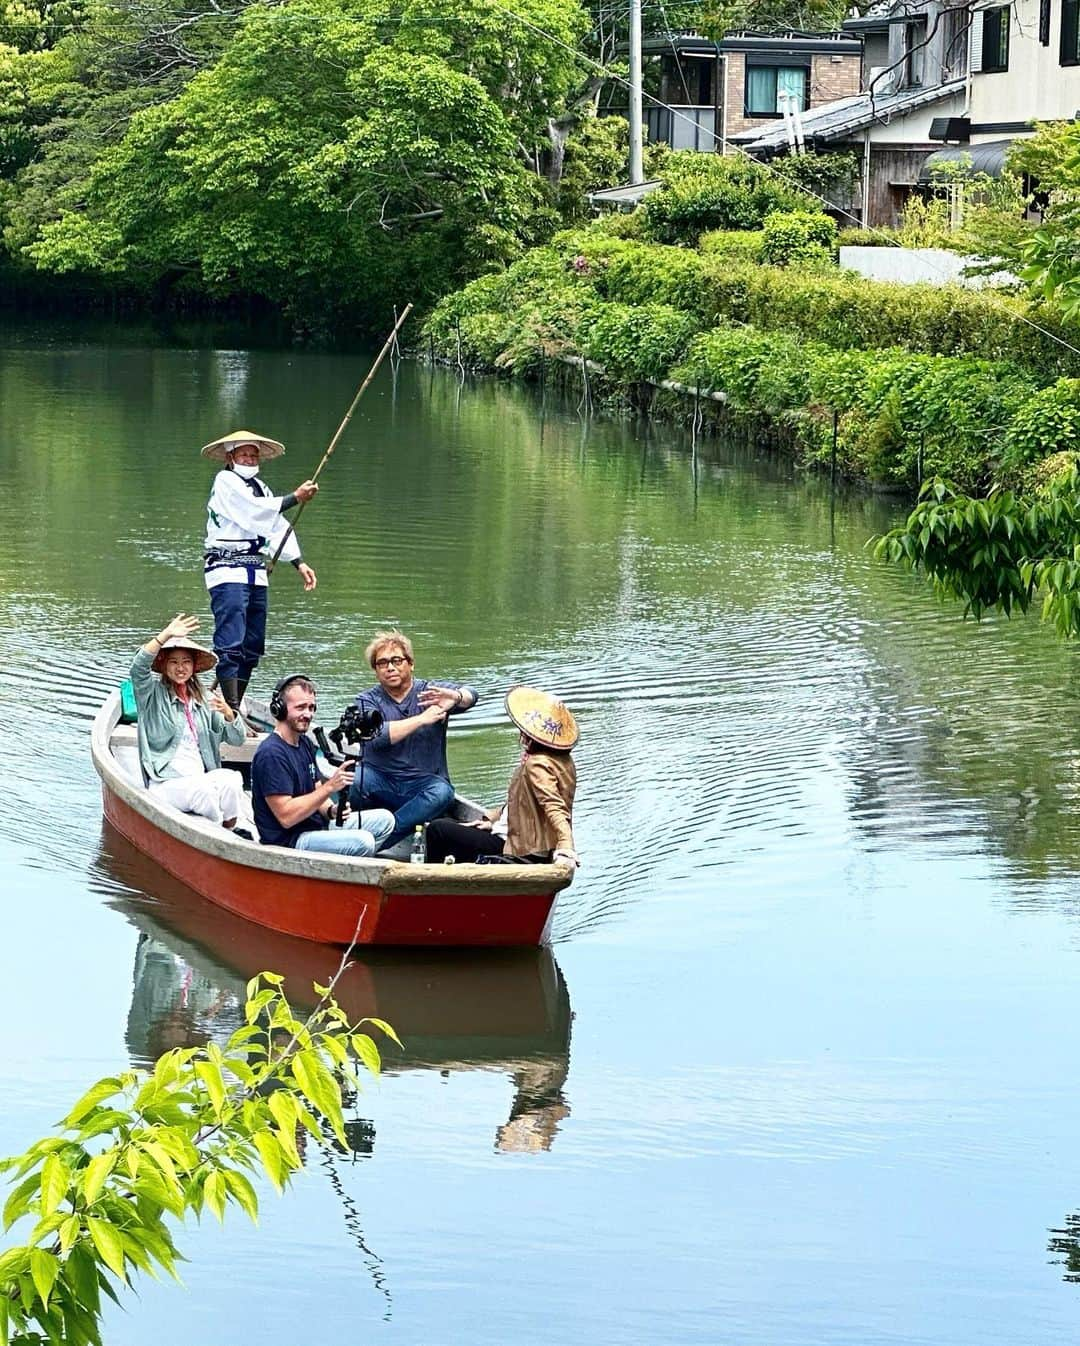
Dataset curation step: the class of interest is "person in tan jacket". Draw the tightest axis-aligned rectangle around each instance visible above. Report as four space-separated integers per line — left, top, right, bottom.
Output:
424 687 579 867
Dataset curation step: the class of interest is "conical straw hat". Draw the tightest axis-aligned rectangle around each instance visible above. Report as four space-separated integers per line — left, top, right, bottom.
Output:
505 686 578 750
152 636 217 675
200 429 285 462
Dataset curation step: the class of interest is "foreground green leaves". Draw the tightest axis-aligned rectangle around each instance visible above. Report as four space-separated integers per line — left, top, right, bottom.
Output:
0 973 398 1345
874 471 1080 637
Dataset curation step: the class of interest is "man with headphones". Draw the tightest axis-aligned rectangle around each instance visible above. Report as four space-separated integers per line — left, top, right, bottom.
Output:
251 675 394 856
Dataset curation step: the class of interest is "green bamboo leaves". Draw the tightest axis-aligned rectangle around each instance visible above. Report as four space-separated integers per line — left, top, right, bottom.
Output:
0 973 396 1346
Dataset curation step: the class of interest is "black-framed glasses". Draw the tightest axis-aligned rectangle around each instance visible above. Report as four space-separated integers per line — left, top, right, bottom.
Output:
374 655 410 669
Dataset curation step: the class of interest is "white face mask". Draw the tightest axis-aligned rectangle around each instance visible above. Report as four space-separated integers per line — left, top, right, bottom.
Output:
232 463 259 480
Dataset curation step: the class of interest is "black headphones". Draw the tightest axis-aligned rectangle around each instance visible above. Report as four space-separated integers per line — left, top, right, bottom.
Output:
269 674 315 721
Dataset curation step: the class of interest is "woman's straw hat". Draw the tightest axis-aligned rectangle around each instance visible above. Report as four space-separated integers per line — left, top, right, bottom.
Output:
200 429 285 462
505 686 579 750
153 636 217 676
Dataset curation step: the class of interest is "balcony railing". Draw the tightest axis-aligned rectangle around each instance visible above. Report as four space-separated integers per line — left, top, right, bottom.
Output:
645 104 718 151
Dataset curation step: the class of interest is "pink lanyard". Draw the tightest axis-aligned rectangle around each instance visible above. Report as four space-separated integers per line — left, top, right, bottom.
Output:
176 692 199 742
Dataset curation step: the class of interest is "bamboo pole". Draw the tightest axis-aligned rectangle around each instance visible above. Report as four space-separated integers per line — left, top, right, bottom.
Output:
267 304 413 573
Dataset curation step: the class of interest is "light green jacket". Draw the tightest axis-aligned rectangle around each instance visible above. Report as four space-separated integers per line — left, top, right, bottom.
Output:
130 648 246 784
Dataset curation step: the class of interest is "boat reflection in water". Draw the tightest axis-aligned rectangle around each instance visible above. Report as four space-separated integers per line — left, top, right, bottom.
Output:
94 822 574 1155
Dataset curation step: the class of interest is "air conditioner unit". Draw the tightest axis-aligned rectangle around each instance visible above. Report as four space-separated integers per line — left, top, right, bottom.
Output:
928 116 972 142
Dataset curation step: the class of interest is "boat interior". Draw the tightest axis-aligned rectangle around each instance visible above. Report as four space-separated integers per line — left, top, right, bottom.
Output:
106 710 483 861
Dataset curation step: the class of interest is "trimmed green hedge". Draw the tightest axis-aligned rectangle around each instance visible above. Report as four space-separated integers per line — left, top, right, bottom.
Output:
423 213 1080 489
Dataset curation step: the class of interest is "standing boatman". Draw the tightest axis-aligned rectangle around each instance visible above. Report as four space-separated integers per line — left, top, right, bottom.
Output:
201 429 319 712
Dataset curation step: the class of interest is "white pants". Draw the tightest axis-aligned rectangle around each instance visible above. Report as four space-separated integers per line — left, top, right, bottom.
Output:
150 769 244 826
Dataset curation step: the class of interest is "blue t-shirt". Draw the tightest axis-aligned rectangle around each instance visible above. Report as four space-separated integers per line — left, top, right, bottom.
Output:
251 733 327 848
354 677 477 781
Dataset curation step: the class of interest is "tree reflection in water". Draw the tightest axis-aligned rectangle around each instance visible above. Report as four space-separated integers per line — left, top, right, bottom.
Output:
1048 1215 1080 1282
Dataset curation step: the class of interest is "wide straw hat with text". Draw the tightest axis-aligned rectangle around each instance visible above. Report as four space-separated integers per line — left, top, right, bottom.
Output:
200 429 285 462
505 686 579 750
152 636 217 676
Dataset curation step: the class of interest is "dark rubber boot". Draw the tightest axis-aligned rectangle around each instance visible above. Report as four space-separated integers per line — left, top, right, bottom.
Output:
236 676 250 706
219 676 241 711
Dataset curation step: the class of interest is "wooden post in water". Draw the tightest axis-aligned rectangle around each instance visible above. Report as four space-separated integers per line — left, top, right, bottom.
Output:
831 408 838 488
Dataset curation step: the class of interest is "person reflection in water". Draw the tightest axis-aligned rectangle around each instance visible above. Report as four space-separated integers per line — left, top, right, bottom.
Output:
495 1057 572 1154
425 687 579 868
125 934 242 1065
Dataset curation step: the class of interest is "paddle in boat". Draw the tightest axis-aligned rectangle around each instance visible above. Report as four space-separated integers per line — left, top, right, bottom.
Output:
90 690 574 948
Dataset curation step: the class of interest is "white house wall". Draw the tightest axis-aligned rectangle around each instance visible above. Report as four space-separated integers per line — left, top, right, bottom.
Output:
867 91 965 142
970 0 1080 130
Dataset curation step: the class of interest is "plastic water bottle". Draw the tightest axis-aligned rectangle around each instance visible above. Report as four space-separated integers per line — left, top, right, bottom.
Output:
409 825 426 864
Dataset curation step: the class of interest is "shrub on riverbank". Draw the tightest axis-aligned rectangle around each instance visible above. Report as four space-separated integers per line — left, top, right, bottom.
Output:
673 329 1036 486
424 209 1080 490
641 154 808 243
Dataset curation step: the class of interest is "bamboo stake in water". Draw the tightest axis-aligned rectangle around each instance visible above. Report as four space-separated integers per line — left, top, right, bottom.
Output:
267 303 414 572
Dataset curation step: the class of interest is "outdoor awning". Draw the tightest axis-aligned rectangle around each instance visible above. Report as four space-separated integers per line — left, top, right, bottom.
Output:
917 138 1014 183
587 180 664 211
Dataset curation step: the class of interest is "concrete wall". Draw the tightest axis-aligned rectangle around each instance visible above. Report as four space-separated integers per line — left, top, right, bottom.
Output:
840 245 1016 286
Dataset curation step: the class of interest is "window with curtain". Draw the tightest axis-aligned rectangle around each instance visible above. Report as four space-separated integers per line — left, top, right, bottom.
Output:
745 65 809 116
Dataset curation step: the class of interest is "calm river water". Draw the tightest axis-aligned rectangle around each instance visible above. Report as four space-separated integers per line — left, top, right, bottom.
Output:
4 320 1080 1344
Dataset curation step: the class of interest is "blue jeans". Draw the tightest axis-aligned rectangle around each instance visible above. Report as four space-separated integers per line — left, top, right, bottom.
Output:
347 765 455 849
210 581 268 682
295 809 395 858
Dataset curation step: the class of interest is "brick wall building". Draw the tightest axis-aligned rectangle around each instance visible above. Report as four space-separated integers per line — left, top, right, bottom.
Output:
618 32 862 152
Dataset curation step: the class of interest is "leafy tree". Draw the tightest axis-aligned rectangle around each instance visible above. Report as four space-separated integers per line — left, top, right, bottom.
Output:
874 472 1080 638
1016 121 1080 320
698 0 851 39
0 972 398 1345
15 0 590 322
2 0 591 322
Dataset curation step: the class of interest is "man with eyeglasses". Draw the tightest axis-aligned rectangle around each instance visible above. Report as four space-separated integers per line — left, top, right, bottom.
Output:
346 629 478 849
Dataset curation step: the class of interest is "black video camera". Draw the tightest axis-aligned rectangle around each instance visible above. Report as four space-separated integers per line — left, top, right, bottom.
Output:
330 703 384 752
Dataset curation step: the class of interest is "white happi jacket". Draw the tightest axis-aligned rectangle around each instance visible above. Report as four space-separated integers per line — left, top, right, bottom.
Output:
203 470 302 589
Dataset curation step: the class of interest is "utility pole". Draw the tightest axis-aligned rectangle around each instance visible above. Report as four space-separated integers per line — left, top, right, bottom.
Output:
629 0 644 184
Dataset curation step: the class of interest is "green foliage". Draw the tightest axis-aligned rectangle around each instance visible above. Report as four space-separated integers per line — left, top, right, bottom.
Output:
895 158 1034 271
766 150 858 197
1014 122 1080 318
425 213 1067 490
1 0 590 325
580 301 698 380
642 153 806 244
759 210 836 267
698 229 762 263
673 325 817 415
24 3 563 319
897 192 955 249
557 114 628 223
1001 378 1080 471
837 227 895 247
688 258 1079 374
675 324 1033 487
0 973 398 1346
874 472 1080 638
697 0 849 40
594 240 707 309
1007 120 1080 196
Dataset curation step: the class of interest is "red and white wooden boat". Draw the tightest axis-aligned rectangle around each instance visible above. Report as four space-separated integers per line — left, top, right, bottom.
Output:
91 692 573 948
